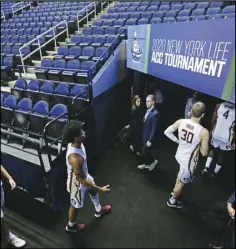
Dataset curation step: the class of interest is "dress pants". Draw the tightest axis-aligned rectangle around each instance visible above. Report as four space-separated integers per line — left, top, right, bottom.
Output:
140 144 155 165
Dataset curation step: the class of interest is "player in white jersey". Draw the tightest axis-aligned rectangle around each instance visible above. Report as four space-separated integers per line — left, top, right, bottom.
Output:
202 102 235 177
164 102 209 208
62 120 111 233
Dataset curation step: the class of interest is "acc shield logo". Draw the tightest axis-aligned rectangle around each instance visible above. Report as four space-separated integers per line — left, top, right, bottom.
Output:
131 31 142 62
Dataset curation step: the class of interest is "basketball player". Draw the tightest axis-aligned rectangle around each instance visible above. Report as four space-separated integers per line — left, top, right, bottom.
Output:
1 165 26 247
62 120 111 233
202 102 235 177
164 102 210 208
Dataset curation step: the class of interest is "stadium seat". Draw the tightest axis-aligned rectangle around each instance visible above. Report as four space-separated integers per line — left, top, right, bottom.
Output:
39 81 54 103
79 35 94 47
24 80 40 102
184 3 196 10
11 79 27 100
191 9 206 17
210 2 224 8
65 46 82 60
150 17 163 24
137 18 150 25
35 58 54 80
171 4 183 11
105 27 117 36
62 60 81 83
51 83 69 106
109 13 120 20
48 59 67 81
130 13 141 19
197 2 210 9
126 18 138 26
163 17 176 23
54 46 69 60
79 46 95 61
1 95 17 126
159 5 170 12
141 12 153 19
92 20 103 27
92 35 106 47
177 16 190 22
153 11 165 19
69 35 82 46
93 27 105 36
222 6 235 15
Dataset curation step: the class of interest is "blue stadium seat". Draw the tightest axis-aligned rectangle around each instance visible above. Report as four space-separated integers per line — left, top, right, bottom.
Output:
141 1 151 7
184 3 196 10
147 6 158 12
79 46 95 61
123 2 131 8
82 27 93 36
19 36 27 44
222 6 235 15
70 35 82 45
100 14 110 19
105 27 117 36
191 15 206 21
61 60 81 83
131 2 141 7
103 19 114 27
191 9 206 17
141 12 153 19
130 12 141 19
81 60 96 74
1 95 17 126
65 46 82 60
80 35 94 47
11 36 19 43
210 2 224 8
1 94 5 106
150 2 160 7
109 13 120 20
93 47 109 62
104 35 119 47
52 83 70 106
163 17 176 23
25 80 40 101
137 6 148 12
54 46 69 60
197 2 210 9
93 27 105 36
126 18 138 26
48 59 67 81
117 7 127 14
108 7 118 14
153 11 165 18
35 58 54 80
127 7 137 13
3 95 17 109
161 2 171 6
137 18 150 25
159 5 170 12
92 35 106 47
206 7 222 16
177 16 190 22
150 17 163 24
208 13 223 19
120 13 130 20
93 20 103 27
165 10 178 18
114 19 126 28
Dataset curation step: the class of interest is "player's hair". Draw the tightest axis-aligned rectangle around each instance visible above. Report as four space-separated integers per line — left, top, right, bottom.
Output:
132 95 141 111
62 120 83 143
192 102 206 118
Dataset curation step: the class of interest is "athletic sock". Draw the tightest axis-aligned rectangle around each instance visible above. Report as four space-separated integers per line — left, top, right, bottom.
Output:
214 164 222 174
205 157 213 168
89 194 102 213
68 221 75 227
169 196 176 205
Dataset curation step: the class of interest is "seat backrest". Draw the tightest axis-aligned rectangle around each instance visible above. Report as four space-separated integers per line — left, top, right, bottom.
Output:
178 9 191 17
14 79 27 90
95 47 109 59
137 6 147 12
54 59 67 69
49 103 68 118
192 9 206 16
22 46 31 54
3 95 17 109
137 18 150 25
197 2 209 9
151 17 162 24
27 80 40 91
33 100 49 115
41 58 54 68
114 19 126 26
130 12 141 19
153 11 165 18
17 98 32 112
70 85 87 97
159 5 170 12
57 46 69 56
184 3 196 10
222 5 235 14
12 45 20 55
67 59 81 69
165 10 178 18
119 13 130 19
171 4 183 11
105 27 117 35
141 12 153 19
69 46 82 56
54 83 69 96
82 27 92 35
207 7 221 15
127 7 137 12
71 35 82 44
82 46 95 57
82 35 94 43
103 19 114 26
100 13 110 19
210 2 224 8
93 27 105 35
40 81 54 93
81 60 96 73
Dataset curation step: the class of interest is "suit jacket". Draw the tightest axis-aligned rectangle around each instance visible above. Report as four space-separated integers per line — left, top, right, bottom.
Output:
142 107 160 144
227 192 235 209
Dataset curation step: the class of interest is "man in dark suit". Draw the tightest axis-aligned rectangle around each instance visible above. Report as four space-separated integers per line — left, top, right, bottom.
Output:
138 95 159 171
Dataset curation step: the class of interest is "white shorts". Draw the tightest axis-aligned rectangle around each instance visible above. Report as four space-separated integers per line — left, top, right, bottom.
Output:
211 137 232 151
177 166 195 184
67 174 94 209
1 185 5 218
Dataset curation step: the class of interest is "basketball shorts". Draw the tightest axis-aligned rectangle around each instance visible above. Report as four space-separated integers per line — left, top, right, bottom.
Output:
211 137 232 151
67 174 95 209
177 166 195 184
1 185 5 218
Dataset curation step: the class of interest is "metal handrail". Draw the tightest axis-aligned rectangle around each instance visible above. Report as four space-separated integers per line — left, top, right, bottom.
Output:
1 10 5 20
19 20 69 76
77 2 97 33
101 1 107 12
71 90 90 118
12 2 31 16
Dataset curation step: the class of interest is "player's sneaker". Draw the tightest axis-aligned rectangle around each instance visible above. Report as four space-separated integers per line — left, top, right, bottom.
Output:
201 168 209 175
65 223 86 233
149 159 158 171
8 234 26 248
95 205 111 218
167 200 184 209
137 164 149 169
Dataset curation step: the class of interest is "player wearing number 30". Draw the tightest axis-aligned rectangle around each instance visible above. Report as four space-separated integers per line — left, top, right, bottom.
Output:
164 102 210 209
202 102 235 178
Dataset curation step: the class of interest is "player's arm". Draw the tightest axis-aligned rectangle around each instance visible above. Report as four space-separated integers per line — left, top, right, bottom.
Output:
69 154 110 192
164 119 183 144
1 165 16 190
210 103 221 133
199 128 210 156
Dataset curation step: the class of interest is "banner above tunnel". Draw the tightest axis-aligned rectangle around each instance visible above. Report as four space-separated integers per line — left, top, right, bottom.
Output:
127 18 235 103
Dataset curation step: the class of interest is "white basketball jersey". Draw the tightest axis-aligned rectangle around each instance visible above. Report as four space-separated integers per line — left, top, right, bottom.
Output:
176 119 203 171
212 102 235 143
66 143 88 192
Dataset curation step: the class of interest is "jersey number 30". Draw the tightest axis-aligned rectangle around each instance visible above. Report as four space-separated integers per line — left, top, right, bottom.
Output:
181 129 194 143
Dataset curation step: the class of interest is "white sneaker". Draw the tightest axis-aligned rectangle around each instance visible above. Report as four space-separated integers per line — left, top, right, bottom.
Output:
148 159 158 171
9 234 26 248
137 164 150 169
129 145 134 152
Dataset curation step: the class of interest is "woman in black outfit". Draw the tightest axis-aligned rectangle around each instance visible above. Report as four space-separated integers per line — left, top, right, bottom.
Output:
126 95 145 155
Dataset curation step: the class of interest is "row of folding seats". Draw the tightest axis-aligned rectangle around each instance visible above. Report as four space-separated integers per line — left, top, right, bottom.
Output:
13 10 80 18
37 1 91 7
99 6 235 22
1 95 68 150
36 58 97 83
2 35 45 45
81 26 125 37
25 6 89 12
68 34 120 47
1 44 31 56
106 4 235 15
11 79 88 109
113 1 226 9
